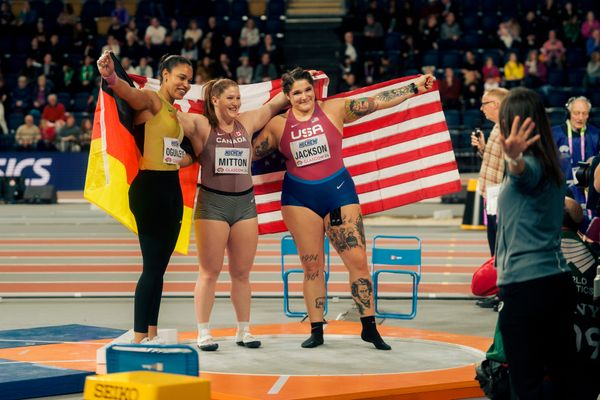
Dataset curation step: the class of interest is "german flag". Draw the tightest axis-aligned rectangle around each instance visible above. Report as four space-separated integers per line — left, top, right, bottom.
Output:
84 54 198 254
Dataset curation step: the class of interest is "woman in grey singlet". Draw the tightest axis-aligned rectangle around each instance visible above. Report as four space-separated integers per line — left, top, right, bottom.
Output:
178 79 288 351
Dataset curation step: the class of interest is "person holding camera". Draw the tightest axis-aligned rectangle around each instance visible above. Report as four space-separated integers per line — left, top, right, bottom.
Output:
471 88 509 257
552 96 599 184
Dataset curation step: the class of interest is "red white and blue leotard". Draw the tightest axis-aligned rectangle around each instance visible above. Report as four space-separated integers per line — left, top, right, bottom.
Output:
279 102 359 217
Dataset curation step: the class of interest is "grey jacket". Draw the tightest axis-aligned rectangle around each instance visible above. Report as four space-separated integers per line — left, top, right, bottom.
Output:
495 155 569 286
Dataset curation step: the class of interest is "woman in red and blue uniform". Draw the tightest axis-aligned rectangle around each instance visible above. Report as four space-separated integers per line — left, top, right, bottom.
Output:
253 68 434 349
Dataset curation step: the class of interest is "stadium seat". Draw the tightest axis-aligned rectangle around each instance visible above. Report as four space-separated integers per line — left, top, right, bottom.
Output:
422 50 439 67
74 112 90 126
547 107 567 125
227 17 245 37
566 48 586 68
231 0 249 17
481 0 498 14
3 73 19 91
589 91 600 108
7 114 24 132
7 55 26 73
45 0 64 20
461 32 481 49
102 0 116 16
0 37 11 53
385 32 402 52
440 50 462 69
463 109 484 129
57 92 72 107
265 17 285 35
519 0 537 12
73 93 91 112
136 0 156 20
548 69 566 87
80 0 102 25
590 108 600 128
546 87 574 108
481 15 499 33
567 68 585 87
460 0 479 14
461 13 479 32
213 1 230 17
267 0 286 17
29 0 46 19
444 109 461 129
0 133 15 151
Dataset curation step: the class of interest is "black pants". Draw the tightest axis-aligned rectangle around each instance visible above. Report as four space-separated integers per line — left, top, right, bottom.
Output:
129 170 182 333
498 272 576 400
486 213 497 256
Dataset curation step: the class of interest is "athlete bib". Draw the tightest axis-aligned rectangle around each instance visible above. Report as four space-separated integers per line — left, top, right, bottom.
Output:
163 137 185 165
214 147 250 174
290 135 331 167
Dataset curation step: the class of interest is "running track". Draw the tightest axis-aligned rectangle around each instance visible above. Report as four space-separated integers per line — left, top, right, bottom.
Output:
0 204 487 298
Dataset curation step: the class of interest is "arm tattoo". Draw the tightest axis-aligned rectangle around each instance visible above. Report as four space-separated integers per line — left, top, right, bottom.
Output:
374 85 413 103
254 137 274 158
351 278 373 315
315 297 326 309
345 97 377 120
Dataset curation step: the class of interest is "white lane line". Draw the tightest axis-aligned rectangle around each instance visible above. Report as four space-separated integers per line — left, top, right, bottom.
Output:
267 375 289 395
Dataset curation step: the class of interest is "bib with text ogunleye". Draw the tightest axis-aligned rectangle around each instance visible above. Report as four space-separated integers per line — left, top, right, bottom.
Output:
215 147 250 174
290 134 331 167
163 137 185 165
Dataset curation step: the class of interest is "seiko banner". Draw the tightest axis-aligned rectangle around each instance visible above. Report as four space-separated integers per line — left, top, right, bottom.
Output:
0 152 89 190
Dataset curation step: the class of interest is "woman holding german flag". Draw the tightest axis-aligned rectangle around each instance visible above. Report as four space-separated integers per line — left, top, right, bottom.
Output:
97 51 194 344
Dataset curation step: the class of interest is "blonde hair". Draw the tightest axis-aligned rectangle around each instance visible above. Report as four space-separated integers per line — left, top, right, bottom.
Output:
484 87 509 102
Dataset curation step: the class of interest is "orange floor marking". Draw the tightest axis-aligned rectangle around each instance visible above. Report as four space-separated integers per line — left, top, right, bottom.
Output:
0 322 489 400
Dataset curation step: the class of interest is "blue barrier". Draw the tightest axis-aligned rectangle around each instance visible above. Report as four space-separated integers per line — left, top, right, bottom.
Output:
0 152 89 190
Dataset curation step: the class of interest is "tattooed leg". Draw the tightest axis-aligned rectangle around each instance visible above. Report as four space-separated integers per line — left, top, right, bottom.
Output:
351 278 372 315
326 214 366 254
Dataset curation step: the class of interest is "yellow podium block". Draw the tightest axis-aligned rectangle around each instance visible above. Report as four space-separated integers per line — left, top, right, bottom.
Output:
83 371 210 400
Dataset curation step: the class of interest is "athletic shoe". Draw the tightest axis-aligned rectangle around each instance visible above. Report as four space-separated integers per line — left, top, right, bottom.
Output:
235 331 261 348
476 296 499 309
146 336 166 345
197 334 219 351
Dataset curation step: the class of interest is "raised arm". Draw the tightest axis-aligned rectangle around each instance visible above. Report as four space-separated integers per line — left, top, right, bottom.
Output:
339 74 435 124
177 112 211 155
252 115 283 161
97 50 159 112
238 91 289 134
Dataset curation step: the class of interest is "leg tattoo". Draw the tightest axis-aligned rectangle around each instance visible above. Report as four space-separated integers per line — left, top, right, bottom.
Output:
327 214 365 253
315 296 325 309
351 278 373 315
305 270 320 281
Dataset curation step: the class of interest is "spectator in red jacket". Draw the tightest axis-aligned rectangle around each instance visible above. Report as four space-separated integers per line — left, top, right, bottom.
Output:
41 94 65 123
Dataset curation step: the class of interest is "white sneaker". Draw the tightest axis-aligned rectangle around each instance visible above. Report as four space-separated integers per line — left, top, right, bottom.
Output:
135 336 165 345
146 336 165 345
235 331 261 348
197 334 218 351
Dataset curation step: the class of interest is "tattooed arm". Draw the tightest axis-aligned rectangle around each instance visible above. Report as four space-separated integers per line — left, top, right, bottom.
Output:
340 74 435 123
251 115 283 160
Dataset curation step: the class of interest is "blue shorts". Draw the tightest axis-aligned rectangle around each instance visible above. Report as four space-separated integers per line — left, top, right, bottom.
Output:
281 168 359 218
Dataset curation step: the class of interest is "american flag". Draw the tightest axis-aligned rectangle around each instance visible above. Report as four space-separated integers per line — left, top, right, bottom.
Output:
129 74 460 235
